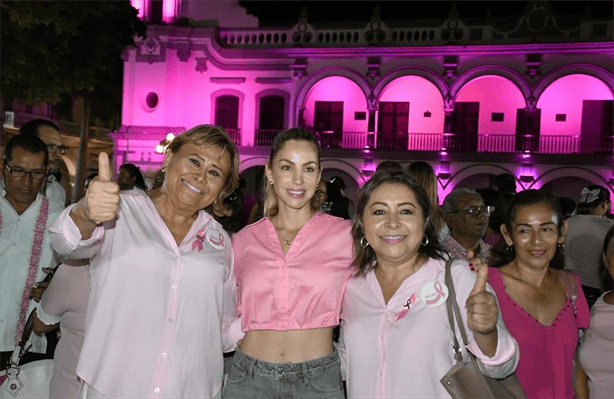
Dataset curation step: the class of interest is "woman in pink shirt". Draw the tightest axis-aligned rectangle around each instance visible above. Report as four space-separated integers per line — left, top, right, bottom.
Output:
50 125 240 399
339 170 519 398
225 128 354 398
488 189 590 399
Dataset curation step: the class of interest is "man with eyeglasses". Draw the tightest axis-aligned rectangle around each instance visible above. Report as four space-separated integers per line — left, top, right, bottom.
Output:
442 188 494 264
1 134 63 369
19 119 68 208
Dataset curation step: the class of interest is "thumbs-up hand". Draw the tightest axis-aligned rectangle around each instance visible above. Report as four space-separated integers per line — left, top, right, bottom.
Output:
465 264 498 335
82 152 120 225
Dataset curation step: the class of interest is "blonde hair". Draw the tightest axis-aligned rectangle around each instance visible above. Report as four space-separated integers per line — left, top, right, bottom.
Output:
149 125 240 217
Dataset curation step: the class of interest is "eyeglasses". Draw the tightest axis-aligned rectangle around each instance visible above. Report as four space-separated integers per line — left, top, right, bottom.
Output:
4 164 46 180
315 189 327 196
449 205 495 217
46 143 68 155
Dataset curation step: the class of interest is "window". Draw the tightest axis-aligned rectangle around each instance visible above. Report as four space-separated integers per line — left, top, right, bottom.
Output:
259 96 285 130
555 114 566 122
491 112 504 122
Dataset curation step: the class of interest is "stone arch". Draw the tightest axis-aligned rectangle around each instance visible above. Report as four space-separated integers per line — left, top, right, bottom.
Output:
238 155 268 173
254 89 291 131
294 67 372 115
373 67 448 101
61 155 76 177
528 167 613 196
450 66 531 104
321 158 367 186
443 164 519 198
534 65 614 100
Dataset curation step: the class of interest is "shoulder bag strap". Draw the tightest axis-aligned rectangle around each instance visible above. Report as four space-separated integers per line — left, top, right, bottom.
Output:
445 258 471 362
560 270 578 315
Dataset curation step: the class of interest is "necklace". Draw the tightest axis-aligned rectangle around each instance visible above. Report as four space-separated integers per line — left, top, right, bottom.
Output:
279 231 296 246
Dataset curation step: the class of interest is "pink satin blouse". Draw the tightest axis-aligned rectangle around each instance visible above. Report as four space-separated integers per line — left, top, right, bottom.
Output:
232 212 354 332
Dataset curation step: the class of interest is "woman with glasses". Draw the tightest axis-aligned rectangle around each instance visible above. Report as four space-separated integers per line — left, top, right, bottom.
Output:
488 190 590 399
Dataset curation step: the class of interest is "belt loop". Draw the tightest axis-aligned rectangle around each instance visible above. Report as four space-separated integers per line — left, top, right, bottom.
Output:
302 362 309 385
246 355 257 380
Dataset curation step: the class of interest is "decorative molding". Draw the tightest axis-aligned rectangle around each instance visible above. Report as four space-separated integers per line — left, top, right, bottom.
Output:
177 48 192 62
291 57 308 79
526 53 542 78
209 77 246 84
255 77 293 85
137 36 166 64
366 56 381 80
195 57 208 73
443 55 459 79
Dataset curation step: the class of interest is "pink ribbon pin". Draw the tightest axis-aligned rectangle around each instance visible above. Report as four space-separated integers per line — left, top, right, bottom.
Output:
394 293 418 322
191 229 206 252
425 282 446 305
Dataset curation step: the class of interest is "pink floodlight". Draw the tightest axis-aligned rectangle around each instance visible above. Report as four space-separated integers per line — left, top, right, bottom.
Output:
130 0 144 19
163 0 175 23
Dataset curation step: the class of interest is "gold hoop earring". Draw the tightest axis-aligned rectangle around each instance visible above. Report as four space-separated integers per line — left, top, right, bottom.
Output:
360 237 369 248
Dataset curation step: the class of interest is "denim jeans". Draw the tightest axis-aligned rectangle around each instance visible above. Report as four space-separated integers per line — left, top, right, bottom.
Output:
223 347 344 399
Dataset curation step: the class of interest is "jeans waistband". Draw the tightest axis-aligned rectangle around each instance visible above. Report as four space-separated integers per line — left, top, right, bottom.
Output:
232 346 339 383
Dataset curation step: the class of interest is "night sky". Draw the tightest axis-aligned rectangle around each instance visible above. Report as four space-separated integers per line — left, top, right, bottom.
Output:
238 1 613 28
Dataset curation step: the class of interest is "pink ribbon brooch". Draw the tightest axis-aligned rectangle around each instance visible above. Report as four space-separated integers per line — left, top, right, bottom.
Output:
192 229 206 252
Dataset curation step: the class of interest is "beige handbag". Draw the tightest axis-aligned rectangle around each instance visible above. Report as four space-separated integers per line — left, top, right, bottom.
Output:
440 259 526 399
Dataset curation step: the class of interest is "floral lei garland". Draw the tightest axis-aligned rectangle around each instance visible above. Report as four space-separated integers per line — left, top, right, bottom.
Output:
0 196 50 345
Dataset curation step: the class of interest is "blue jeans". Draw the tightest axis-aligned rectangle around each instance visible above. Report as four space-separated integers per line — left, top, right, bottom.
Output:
223 347 344 399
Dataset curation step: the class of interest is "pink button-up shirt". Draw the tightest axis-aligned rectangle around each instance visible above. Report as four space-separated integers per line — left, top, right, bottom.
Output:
339 258 519 399
232 212 354 332
49 190 237 399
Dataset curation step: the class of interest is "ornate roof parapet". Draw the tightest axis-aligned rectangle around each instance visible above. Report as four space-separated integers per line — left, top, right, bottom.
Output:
216 3 611 49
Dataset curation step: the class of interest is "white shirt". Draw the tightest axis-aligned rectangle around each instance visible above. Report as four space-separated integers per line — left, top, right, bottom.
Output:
564 214 614 289
339 258 519 399
0 188 62 352
49 190 238 399
45 175 66 208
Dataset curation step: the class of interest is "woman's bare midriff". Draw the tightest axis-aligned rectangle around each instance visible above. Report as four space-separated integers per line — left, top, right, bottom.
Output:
239 327 335 363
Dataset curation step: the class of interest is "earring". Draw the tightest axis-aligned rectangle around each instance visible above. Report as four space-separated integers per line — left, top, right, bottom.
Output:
360 237 369 249
506 245 513 251
557 242 564 248
214 200 218 205
269 181 274 186
161 167 166 174
421 236 429 246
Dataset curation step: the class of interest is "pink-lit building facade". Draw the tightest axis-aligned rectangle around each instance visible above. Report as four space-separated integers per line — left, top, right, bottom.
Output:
116 0 613 202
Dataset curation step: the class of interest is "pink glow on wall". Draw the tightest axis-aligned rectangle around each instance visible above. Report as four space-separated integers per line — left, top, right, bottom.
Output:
130 0 144 19
456 75 525 136
537 74 613 137
378 76 444 133
163 0 176 23
303 76 368 132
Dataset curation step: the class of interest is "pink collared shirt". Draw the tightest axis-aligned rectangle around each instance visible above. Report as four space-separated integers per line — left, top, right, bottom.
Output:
49 190 237 399
339 258 519 399
232 212 354 332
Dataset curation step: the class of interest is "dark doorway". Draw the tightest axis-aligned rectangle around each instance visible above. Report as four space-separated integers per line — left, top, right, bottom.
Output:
256 96 285 145
377 102 409 150
580 100 613 154
515 108 541 152
215 95 240 144
314 101 344 148
450 102 479 152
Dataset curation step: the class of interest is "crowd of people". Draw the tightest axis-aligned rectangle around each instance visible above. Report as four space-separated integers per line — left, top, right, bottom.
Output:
1 120 612 399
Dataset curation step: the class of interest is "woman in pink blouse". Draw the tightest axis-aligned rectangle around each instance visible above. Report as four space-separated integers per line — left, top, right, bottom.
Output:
49 126 240 399
575 226 614 399
488 189 590 399
225 128 354 398
339 170 518 398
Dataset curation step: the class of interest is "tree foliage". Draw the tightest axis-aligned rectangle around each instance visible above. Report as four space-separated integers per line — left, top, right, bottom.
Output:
1 0 146 105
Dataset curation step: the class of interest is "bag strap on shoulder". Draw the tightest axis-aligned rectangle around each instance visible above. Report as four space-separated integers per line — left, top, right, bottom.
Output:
445 258 471 362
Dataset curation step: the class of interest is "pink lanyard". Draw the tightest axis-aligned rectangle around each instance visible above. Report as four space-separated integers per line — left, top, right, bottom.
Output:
0 196 50 345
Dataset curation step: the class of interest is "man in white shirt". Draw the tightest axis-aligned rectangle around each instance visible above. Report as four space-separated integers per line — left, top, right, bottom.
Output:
1 134 63 369
19 119 68 208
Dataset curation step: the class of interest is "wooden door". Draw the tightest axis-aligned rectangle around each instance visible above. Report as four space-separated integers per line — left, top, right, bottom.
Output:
377 102 409 150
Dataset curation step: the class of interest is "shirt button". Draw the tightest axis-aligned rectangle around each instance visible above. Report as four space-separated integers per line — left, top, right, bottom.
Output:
162 352 167 358
169 318 173 323
174 254 180 259
154 387 160 393
172 284 177 290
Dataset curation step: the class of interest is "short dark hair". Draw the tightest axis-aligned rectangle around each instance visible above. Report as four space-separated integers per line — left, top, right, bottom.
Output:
3 134 49 166
18 119 60 137
376 160 403 171
492 173 517 194
119 163 146 190
352 169 447 275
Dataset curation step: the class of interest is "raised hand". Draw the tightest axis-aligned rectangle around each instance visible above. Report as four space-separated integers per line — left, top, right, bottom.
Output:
467 250 487 274
83 152 120 225
465 264 498 335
